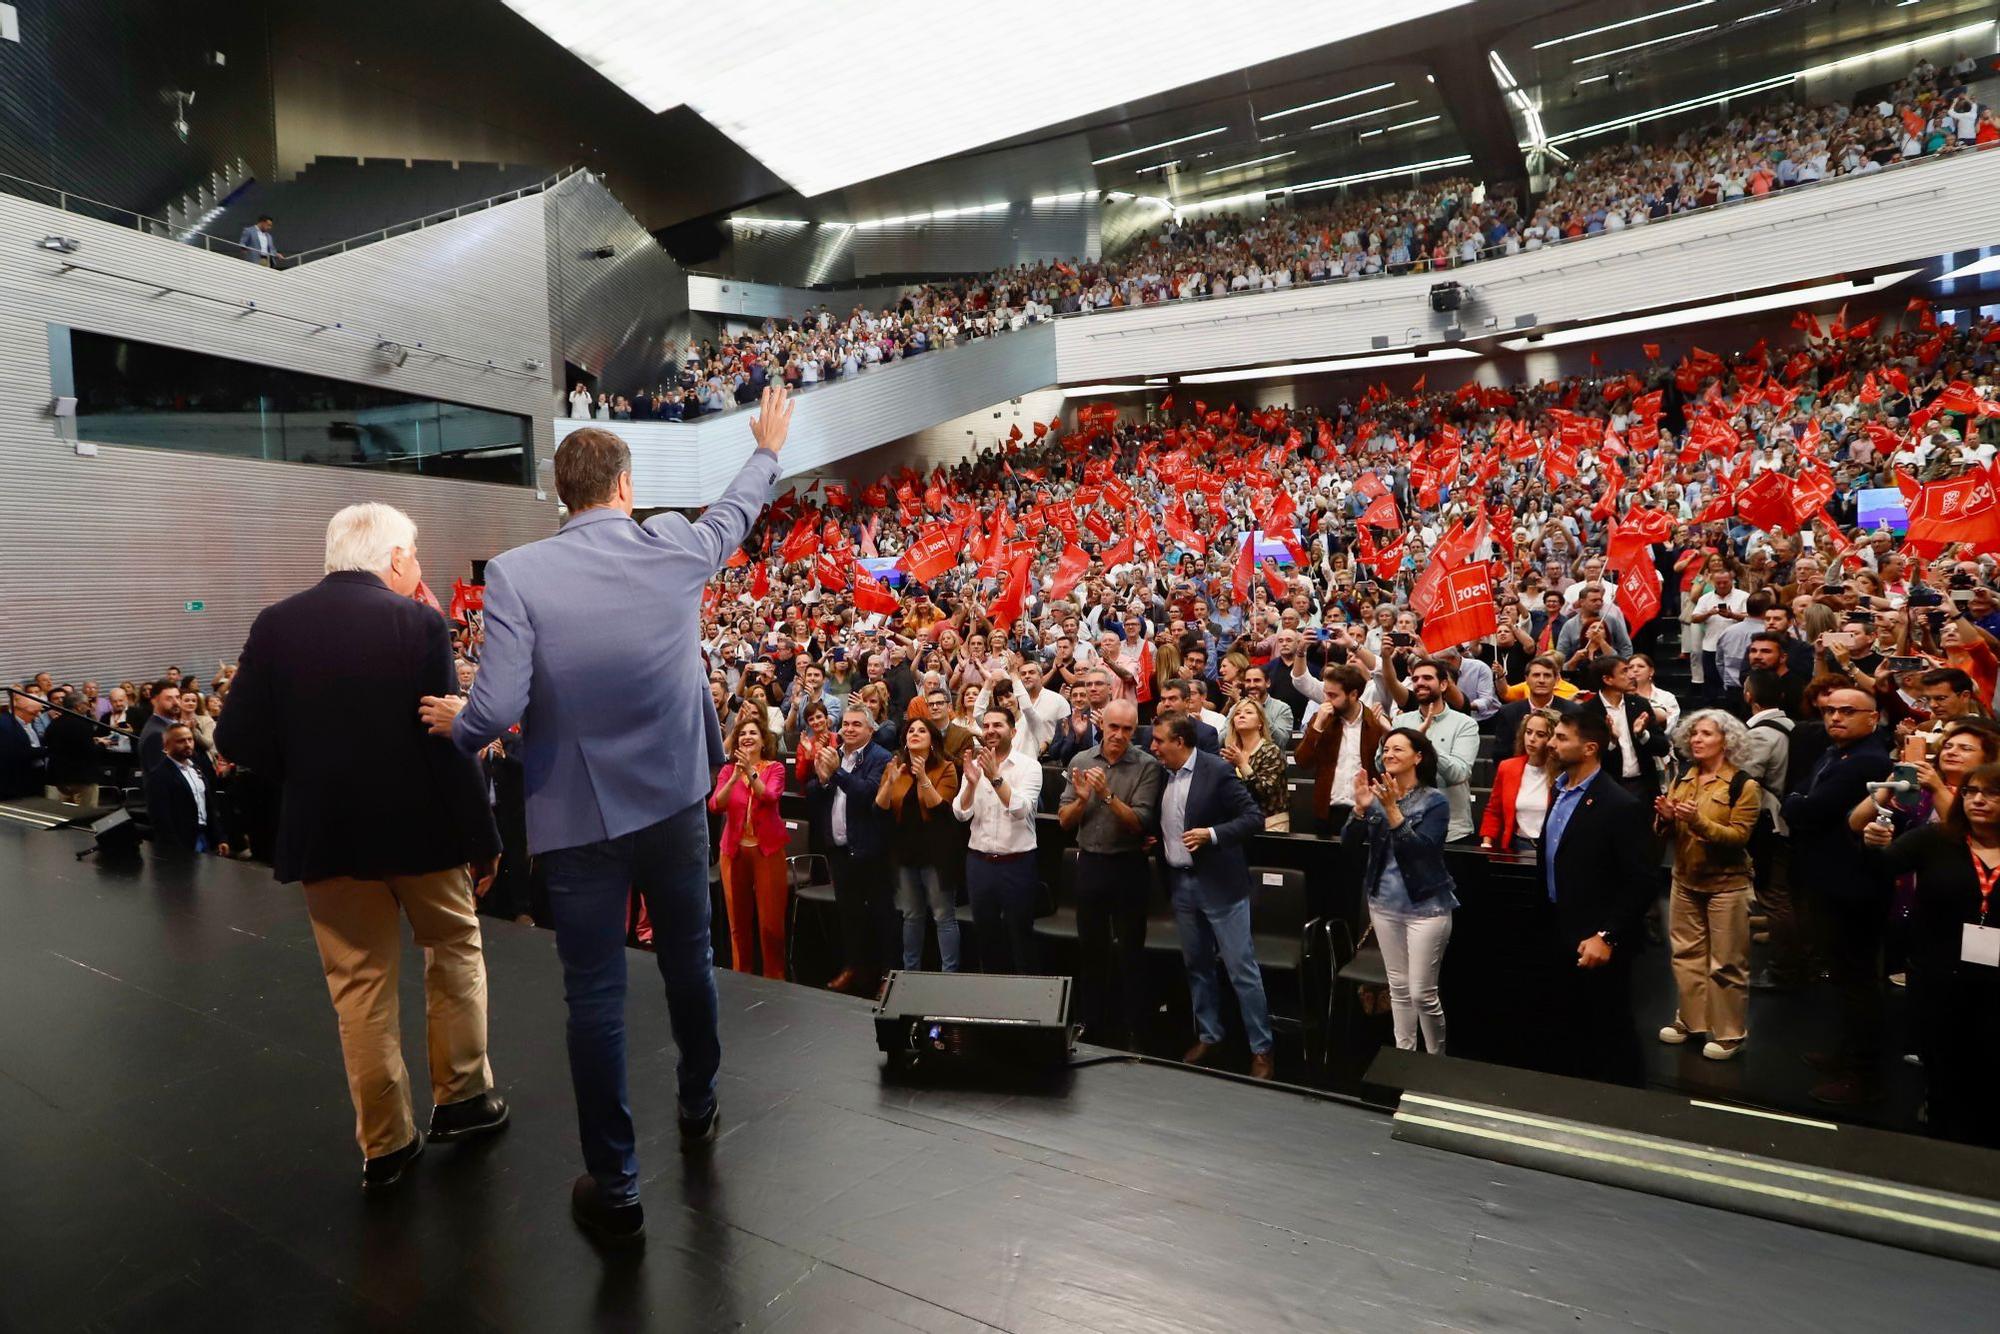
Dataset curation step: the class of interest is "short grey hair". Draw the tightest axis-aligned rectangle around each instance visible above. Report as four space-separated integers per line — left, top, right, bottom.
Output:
324 503 417 575
1671 708 1749 767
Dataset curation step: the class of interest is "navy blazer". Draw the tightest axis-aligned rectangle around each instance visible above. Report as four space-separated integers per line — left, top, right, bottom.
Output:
454 448 780 853
1782 732 1893 903
804 741 893 860
0 715 45 799
145 752 224 853
1538 770 1654 947
1157 748 1266 908
216 571 499 884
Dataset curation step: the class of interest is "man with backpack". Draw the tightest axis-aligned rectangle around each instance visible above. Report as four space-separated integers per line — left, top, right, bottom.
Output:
1738 670 1799 991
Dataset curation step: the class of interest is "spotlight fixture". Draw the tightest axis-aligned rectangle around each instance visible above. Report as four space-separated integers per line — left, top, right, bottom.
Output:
37 235 80 253
587 244 616 259
374 340 409 368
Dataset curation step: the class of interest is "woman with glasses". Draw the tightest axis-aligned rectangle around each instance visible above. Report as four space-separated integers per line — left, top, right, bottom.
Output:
1655 710 1764 1061
1862 762 2000 1147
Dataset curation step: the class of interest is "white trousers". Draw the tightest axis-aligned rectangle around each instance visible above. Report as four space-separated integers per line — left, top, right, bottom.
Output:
1369 907 1453 1054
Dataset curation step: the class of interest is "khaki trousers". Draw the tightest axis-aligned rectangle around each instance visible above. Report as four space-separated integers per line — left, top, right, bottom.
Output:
1669 879 1750 1043
303 867 493 1159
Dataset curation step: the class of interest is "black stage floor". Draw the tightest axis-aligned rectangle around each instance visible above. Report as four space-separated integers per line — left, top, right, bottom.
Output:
5 825 1998 1333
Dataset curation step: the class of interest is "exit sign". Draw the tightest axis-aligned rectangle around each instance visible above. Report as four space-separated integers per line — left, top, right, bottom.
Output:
184 600 205 612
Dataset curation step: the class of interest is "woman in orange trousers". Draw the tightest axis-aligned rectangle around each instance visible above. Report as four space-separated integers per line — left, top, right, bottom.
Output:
708 714 790 978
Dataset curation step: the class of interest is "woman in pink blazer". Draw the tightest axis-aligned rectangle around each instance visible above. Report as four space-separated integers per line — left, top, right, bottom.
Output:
708 713 789 978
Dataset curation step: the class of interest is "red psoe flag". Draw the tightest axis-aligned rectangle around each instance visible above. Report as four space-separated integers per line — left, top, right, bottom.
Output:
984 548 1034 628
1231 530 1256 605
813 550 847 591
751 563 770 600
851 568 898 615
899 525 958 582
1099 531 1135 568
1419 563 1498 653
1616 556 1663 635
1048 543 1091 601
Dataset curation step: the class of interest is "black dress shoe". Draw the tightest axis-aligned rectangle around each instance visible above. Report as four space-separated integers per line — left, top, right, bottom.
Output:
362 1130 425 1193
571 1173 645 1246
679 1103 720 1151
429 1091 510 1142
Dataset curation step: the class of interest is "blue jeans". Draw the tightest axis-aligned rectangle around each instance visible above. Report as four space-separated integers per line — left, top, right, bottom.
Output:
965 853 1038 974
539 801 719 1206
895 864 960 971
1167 871 1273 1055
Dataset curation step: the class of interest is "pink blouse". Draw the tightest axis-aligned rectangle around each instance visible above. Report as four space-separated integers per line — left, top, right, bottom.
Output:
708 761 788 859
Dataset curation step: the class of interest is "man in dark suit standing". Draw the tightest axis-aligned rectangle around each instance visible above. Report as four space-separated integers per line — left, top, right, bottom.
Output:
1135 681 1220 754
144 724 226 854
218 501 506 1192
1780 686 1893 1106
1576 654 1669 803
137 679 182 776
1539 711 1656 1086
1150 713 1275 1079
0 686 48 799
806 707 894 996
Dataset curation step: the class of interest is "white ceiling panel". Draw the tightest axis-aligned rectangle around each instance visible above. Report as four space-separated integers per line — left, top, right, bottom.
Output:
497 0 1473 196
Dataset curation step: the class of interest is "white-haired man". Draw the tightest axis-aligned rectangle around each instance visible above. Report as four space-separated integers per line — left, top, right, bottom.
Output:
218 501 506 1192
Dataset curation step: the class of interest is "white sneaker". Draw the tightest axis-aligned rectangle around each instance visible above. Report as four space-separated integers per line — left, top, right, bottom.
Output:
1658 1023 1691 1045
1702 1039 1743 1061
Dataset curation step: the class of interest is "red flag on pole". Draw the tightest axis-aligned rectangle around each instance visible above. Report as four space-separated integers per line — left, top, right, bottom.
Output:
899 525 958 582
1615 556 1663 634
851 568 897 614
813 550 847 591
750 563 770 600
984 548 1034 627
1048 543 1091 601
1419 563 1497 653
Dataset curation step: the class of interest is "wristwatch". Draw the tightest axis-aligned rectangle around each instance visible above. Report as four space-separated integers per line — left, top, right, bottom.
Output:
1596 929 1616 946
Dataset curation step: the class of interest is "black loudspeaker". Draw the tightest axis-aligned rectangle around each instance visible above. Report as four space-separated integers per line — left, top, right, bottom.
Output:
1429 281 1463 313
78 808 143 861
874 972 1074 1073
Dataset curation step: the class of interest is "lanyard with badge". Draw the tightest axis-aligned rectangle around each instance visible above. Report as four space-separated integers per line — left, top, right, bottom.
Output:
1964 845 2000 968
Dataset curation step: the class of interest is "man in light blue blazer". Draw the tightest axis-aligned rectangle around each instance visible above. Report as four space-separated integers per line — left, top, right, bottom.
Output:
421 386 791 1247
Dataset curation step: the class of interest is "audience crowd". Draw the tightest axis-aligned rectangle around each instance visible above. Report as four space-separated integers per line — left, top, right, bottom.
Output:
575 56 1993 422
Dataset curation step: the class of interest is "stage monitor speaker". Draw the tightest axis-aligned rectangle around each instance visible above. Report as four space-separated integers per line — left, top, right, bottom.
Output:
79 807 142 861
1429 282 1463 313
874 971 1074 1072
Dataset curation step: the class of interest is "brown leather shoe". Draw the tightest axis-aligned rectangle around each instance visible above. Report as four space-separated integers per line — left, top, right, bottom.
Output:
1181 1041 1215 1066
827 968 858 995
1248 1052 1275 1081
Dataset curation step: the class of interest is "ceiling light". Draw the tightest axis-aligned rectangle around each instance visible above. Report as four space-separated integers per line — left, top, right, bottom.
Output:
1798 18 1992 78
1258 81 1396 122
1383 115 1441 133
1203 151 1296 175
1060 383 1152 397
1134 160 1183 174
1359 129 1384 139
1030 191 1094 205
1093 127 1226 166
1496 270 1920 351
1287 152 1474 195
1177 347 1481 386
726 217 809 227
1734 6 1782 21
1576 73 1610 85
1573 23 1719 64
1309 98 1420 130
1935 254 2000 282
1533 0 1713 50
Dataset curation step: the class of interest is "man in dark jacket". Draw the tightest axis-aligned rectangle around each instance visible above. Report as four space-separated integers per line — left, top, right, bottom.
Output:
1541 711 1657 1086
144 724 226 854
804 708 894 995
216 502 507 1190
1150 713 1275 1079
0 686 48 799
1780 686 1893 1106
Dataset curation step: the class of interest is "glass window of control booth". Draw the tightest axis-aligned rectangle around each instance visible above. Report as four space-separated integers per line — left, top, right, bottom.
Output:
57 329 533 487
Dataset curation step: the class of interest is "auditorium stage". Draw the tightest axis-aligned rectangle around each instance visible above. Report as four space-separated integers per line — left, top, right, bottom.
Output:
4 824 1996 1333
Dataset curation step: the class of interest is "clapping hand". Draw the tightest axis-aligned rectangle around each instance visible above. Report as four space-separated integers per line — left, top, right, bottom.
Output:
1351 769 1374 811
813 745 839 781
1220 742 1244 767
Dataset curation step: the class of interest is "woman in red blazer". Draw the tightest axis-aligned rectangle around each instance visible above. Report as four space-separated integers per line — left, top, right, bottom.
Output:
709 713 790 979
1479 708 1561 853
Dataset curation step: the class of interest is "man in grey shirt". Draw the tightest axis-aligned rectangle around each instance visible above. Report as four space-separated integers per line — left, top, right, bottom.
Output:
1057 699 1162 1048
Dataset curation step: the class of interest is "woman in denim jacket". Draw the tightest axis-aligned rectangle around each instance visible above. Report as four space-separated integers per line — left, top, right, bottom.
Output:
1344 727 1460 1053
